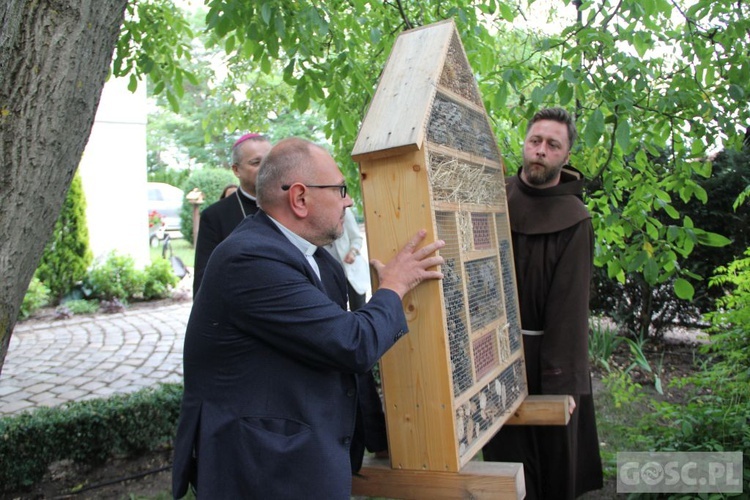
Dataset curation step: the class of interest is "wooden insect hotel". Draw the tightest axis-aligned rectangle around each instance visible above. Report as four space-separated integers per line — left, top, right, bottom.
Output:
350 19 548 498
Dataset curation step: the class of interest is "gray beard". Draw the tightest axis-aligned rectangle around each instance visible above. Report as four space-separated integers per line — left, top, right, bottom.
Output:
318 226 343 247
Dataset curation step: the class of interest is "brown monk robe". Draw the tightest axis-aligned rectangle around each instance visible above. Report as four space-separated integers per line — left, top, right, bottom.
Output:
483 166 603 499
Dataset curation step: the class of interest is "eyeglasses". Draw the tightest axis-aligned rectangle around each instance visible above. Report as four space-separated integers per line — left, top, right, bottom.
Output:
281 183 348 199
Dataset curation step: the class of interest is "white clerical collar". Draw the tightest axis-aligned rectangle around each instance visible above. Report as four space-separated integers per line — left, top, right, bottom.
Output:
266 215 320 279
238 186 257 201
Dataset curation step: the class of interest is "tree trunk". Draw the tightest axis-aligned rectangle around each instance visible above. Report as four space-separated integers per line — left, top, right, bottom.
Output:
0 0 128 376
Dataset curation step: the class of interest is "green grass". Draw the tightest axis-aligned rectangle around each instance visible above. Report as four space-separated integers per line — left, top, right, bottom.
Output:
592 371 653 481
150 235 195 268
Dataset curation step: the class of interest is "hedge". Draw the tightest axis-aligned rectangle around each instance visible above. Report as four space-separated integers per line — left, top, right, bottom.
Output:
0 383 183 492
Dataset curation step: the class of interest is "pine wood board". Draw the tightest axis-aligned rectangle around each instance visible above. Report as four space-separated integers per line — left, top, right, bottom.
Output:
352 21 456 162
351 456 525 499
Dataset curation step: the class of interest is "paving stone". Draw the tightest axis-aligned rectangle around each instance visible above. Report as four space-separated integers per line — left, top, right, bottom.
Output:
1 301 191 416
1 400 35 414
0 385 22 397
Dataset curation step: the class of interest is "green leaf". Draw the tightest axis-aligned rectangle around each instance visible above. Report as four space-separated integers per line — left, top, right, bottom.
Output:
727 84 744 101
643 258 659 285
683 237 694 256
558 81 573 105
261 3 272 25
583 109 604 148
493 84 508 108
673 278 694 300
633 31 650 57
185 71 199 86
607 259 623 281
662 203 679 220
694 230 731 248
531 86 545 104
498 3 515 22
615 119 630 152
261 56 271 74
563 67 577 84
295 87 310 113
128 74 138 93
216 15 231 37
242 39 254 58
627 250 649 272
370 28 381 44
225 35 235 54
542 81 558 97
166 91 179 113
275 15 286 38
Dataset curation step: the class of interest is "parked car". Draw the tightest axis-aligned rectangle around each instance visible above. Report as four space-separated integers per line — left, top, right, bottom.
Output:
147 182 184 245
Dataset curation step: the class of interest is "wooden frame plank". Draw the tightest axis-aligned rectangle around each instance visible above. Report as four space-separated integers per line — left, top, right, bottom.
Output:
504 395 571 426
352 456 525 499
352 21 455 161
361 150 460 472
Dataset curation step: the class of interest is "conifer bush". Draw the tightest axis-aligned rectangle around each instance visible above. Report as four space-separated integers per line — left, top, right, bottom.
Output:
34 173 93 302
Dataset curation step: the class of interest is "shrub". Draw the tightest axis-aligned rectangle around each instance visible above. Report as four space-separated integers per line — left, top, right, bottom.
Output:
143 257 180 300
61 299 100 315
634 249 750 495
148 168 190 189
589 145 750 337
179 168 236 245
18 277 51 320
34 173 93 302
594 370 653 479
86 252 145 302
0 384 183 493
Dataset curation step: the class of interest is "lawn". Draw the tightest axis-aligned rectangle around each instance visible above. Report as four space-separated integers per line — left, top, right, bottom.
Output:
149 235 195 268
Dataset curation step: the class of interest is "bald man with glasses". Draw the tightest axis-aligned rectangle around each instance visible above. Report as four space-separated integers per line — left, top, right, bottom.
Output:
173 137 445 499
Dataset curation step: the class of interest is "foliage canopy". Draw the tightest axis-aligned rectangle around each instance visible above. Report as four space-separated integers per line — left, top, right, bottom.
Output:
116 0 750 332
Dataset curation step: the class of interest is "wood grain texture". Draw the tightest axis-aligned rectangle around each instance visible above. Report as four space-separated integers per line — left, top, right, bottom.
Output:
352 456 525 499
361 150 460 471
352 20 455 161
505 394 571 426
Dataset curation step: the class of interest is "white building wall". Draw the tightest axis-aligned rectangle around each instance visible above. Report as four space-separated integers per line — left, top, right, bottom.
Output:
78 77 149 268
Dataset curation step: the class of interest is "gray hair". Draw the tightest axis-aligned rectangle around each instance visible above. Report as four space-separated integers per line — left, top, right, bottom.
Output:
231 134 269 166
526 107 578 151
256 138 323 208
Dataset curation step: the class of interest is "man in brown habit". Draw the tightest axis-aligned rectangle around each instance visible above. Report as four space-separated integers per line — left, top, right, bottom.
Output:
482 107 603 499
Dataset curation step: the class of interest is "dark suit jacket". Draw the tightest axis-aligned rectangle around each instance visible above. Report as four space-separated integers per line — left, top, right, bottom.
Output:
192 190 258 297
172 211 407 499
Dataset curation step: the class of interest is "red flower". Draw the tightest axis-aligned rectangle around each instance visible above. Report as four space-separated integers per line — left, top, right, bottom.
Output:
148 210 164 228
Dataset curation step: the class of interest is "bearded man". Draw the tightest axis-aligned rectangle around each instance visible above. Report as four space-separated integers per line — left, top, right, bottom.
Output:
482 107 603 499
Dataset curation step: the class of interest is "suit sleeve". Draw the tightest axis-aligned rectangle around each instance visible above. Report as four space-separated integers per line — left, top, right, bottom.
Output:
200 244 408 374
192 210 221 298
540 220 594 395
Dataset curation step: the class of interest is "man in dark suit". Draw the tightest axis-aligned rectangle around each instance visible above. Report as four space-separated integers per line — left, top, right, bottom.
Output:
172 138 445 499
192 133 272 296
